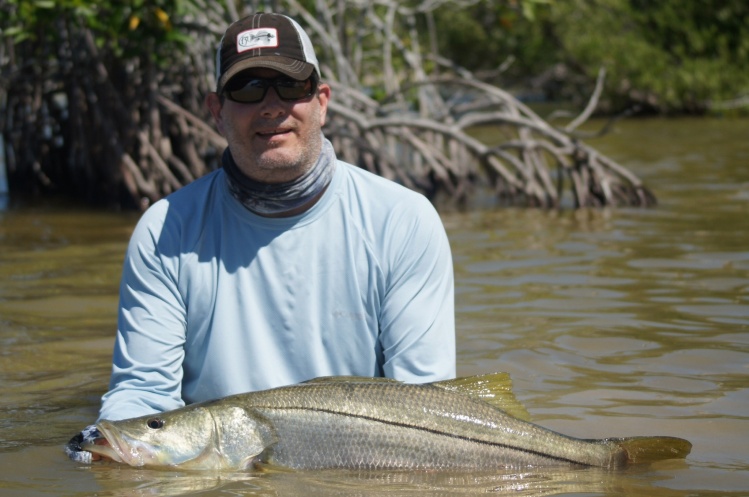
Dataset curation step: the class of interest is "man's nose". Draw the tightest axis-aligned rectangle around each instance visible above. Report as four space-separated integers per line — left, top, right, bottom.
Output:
259 87 287 117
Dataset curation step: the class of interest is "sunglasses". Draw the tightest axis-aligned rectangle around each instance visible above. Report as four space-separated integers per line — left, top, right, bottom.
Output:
224 75 318 104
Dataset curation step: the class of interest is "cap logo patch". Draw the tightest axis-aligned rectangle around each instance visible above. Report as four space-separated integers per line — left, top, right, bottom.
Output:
237 28 278 52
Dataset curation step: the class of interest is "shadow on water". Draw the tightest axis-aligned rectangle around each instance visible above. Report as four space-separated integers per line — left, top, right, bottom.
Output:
0 117 747 496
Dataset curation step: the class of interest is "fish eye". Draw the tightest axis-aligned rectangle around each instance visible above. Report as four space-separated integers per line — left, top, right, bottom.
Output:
146 418 165 430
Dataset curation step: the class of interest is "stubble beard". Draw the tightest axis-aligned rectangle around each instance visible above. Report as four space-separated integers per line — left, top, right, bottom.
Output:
226 106 323 184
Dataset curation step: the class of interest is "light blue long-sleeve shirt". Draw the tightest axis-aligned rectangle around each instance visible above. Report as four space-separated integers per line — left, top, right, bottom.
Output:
99 159 455 421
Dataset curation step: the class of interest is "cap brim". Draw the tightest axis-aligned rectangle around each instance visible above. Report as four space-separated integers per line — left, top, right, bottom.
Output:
217 56 315 94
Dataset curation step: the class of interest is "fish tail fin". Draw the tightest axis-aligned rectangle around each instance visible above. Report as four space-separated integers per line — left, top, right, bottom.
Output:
605 436 692 466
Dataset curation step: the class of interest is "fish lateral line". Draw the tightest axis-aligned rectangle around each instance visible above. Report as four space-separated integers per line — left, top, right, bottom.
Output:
251 404 591 467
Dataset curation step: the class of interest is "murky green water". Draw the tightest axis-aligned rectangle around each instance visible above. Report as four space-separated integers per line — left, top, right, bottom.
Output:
0 117 747 496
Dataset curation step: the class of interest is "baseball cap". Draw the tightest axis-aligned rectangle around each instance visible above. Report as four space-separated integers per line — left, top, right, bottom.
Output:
215 13 321 94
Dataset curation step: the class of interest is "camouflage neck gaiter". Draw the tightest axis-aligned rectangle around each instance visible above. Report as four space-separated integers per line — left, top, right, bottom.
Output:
223 136 336 215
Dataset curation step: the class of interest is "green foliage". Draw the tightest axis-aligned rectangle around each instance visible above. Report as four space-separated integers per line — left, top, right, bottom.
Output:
541 0 749 112
3 0 200 65
430 0 562 92
433 1 532 72
432 0 749 113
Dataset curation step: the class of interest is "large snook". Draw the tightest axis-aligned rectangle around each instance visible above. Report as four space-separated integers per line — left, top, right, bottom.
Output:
81 373 691 471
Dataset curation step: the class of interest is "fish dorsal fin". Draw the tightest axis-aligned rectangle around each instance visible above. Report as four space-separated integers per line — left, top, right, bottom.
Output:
431 372 531 422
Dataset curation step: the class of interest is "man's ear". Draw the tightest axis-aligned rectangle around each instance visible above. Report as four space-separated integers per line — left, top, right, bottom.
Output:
316 83 331 126
205 92 225 135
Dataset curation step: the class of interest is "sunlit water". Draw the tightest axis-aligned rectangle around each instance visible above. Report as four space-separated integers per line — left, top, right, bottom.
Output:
0 117 747 496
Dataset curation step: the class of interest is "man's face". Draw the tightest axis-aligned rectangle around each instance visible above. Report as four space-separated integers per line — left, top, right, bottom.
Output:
207 68 330 183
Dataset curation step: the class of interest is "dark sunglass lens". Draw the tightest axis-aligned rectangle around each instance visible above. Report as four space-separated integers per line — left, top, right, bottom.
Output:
276 78 314 100
224 76 316 103
226 79 268 103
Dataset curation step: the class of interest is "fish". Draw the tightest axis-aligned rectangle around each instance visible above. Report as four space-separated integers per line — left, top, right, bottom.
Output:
81 373 691 471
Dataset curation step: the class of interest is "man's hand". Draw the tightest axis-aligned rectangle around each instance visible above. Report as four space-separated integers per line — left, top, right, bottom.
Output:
64 424 102 463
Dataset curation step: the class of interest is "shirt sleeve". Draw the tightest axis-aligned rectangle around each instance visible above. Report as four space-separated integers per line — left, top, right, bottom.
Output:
98 202 188 421
377 195 456 382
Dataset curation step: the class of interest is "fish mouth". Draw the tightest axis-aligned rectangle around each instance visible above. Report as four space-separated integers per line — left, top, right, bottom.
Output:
81 421 148 466
79 436 119 462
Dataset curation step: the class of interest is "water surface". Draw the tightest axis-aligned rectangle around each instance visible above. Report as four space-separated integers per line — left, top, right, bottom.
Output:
0 117 747 496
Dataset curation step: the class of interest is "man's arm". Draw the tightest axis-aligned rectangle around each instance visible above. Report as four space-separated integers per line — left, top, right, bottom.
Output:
98 203 188 421
378 195 456 382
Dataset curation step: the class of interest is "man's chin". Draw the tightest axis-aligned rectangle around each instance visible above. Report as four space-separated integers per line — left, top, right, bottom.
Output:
249 154 310 182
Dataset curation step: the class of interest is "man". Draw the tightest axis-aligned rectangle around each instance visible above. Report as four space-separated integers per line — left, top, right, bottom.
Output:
66 12 455 461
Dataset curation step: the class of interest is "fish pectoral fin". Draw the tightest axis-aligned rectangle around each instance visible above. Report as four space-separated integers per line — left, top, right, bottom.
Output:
431 372 532 422
210 406 278 470
604 436 693 466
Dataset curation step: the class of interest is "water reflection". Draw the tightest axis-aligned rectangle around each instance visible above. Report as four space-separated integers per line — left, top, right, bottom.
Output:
0 118 747 496
1 457 695 497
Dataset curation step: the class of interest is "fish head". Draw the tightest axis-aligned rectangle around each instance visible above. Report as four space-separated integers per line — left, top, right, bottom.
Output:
84 406 217 468
83 405 275 470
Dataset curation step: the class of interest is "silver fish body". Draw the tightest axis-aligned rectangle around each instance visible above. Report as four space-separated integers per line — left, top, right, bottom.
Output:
84 374 691 471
